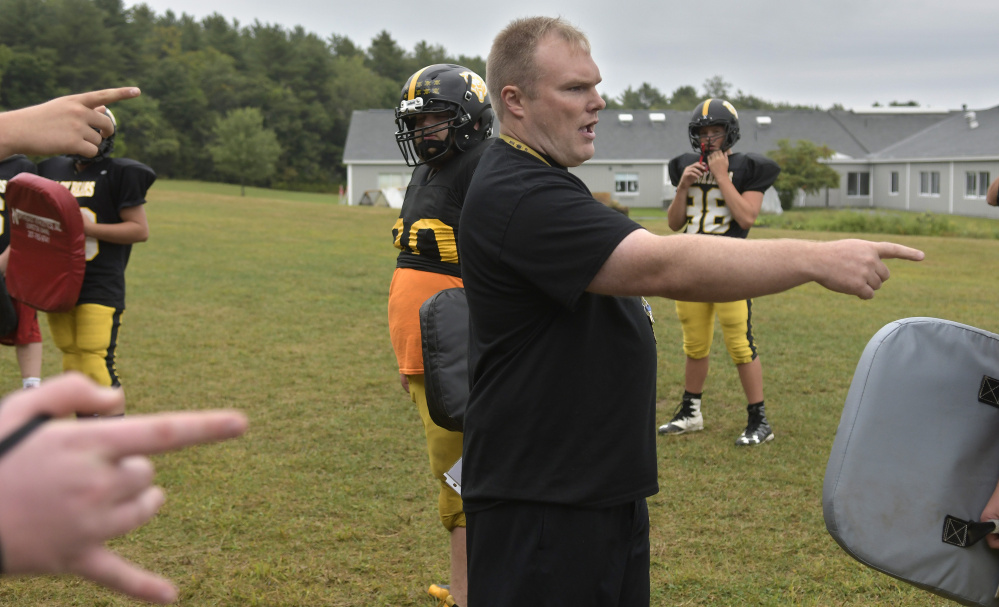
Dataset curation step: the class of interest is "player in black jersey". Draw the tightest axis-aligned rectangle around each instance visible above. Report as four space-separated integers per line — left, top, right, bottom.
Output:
387 63 493 607
660 99 782 446
0 154 43 390
38 109 155 416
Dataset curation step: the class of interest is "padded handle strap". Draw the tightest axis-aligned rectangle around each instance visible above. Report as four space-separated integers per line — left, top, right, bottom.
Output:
942 515 999 547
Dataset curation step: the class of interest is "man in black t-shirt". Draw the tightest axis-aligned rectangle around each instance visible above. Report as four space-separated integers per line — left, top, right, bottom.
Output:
459 16 924 607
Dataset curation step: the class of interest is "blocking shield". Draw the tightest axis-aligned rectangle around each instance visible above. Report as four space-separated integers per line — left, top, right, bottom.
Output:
5 173 85 312
824 317 999 607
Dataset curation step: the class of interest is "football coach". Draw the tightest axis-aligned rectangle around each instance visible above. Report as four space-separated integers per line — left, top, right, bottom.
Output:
456 15 925 607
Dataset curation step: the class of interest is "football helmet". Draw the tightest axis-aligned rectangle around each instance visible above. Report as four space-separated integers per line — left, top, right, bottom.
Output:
395 64 494 167
688 99 740 152
71 108 116 164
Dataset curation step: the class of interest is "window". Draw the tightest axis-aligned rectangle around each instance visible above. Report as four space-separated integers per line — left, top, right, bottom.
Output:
889 171 899 194
966 171 991 197
615 172 639 195
377 172 411 189
847 172 870 196
919 171 940 196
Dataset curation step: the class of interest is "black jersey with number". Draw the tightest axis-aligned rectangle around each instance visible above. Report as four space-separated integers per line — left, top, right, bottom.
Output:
0 155 38 252
38 156 156 308
458 138 659 511
668 152 780 239
391 142 487 278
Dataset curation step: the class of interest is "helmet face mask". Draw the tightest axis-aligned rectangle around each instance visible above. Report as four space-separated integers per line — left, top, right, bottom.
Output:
395 64 493 167
71 108 116 165
688 99 740 153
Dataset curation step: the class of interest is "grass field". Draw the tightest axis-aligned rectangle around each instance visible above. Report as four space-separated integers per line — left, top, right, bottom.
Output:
1 181 994 606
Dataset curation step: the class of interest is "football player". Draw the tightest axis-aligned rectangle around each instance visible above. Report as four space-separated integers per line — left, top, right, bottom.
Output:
659 99 782 446
387 63 493 607
38 109 156 416
0 154 43 390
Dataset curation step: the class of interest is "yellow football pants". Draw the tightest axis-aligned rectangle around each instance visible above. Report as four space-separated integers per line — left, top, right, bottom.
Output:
47 303 123 388
408 374 465 531
675 299 757 364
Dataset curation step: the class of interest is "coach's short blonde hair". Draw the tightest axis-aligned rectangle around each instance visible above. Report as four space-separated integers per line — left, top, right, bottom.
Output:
487 16 591 121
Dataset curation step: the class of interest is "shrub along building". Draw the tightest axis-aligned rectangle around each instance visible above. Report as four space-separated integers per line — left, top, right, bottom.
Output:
342 104 999 218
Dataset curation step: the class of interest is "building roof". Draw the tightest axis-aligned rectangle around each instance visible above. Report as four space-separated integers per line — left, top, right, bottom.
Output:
868 105 999 161
342 110 404 164
343 106 986 165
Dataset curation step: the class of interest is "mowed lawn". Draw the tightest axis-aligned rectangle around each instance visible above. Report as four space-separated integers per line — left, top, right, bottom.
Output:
1 180 992 606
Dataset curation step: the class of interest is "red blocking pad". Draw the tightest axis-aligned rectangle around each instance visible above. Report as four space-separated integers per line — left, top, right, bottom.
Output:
6 173 85 312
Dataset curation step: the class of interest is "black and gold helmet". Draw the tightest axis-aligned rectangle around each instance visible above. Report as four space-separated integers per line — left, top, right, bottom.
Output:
688 99 740 152
394 64 493 167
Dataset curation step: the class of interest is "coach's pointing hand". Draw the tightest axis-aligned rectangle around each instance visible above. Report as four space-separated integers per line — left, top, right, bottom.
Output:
0 87 140 159
811 240 924 300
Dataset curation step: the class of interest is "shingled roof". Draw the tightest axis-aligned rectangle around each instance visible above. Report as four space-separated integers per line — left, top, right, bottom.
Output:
342 110 405 164
869 105 999 160
343 106 984 164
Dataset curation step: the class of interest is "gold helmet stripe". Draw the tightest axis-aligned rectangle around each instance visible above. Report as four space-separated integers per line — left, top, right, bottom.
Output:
701 99 713 117
407 67 429 101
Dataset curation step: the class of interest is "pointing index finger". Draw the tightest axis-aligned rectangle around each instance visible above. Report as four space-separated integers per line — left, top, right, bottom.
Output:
88 410 249 460
71 87 141 110
876 242 924 262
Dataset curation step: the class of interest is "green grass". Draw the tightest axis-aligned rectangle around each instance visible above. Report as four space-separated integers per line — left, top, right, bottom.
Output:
754 207 999 239
2 181 989 606
634 206 999 239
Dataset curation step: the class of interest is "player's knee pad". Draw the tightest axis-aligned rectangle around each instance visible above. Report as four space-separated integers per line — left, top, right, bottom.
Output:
439 502 466 532
676 300 714 359
718 300 757 365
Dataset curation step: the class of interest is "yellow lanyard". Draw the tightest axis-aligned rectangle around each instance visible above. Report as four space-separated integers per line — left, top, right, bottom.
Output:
500 135 551 167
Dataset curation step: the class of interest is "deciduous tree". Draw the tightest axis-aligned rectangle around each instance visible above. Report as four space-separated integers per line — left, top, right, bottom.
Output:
208 107 282 195
766 139 841 210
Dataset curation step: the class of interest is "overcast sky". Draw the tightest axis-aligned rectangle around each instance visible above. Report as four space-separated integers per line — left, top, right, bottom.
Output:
125 0 998 111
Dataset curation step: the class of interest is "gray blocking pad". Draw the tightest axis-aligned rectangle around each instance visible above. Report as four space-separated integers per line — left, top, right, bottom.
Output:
824 318 999 607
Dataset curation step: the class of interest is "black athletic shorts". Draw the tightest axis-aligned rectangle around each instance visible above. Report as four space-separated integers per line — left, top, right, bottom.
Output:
466 498 650 606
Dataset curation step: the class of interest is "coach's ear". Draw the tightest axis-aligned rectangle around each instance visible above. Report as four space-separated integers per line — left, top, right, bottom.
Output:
500 85 527 119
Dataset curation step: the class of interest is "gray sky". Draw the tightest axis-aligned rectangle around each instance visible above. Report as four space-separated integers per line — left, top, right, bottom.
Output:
125 0 998 111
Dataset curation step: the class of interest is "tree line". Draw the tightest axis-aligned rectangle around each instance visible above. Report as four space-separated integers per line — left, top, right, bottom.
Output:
0 0 840 193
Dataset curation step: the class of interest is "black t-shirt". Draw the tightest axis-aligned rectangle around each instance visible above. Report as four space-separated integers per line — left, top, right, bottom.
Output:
38 156 156 308
668 151 780 238
458 138 659 511
392 141 487 278
0 155 38 252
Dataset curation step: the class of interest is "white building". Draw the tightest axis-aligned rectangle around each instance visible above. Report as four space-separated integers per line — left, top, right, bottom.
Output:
342 105 999 218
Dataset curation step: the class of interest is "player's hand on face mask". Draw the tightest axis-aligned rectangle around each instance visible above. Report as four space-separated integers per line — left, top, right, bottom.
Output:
0 373 248 604
679 162 707 187
705 150 729 178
